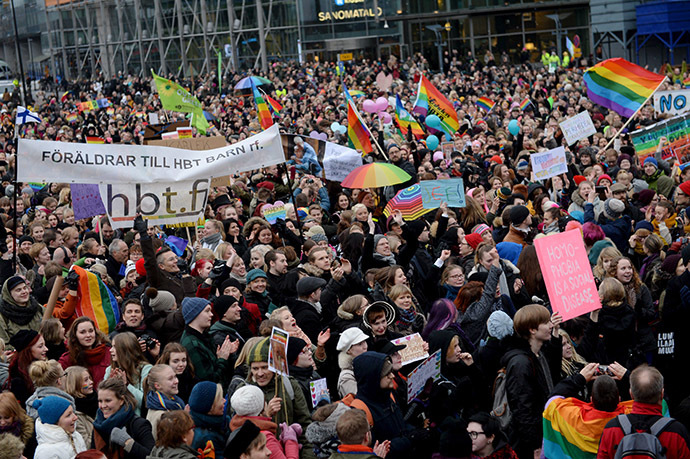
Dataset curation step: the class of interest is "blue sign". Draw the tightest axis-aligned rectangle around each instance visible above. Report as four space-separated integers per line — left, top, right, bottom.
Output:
420 179 466 209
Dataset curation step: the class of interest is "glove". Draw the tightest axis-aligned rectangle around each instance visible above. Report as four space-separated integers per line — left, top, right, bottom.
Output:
208 259 227 280
133 215 148 234
110 426 132 447
65 270 80 291
279 422 298 444
177 258 189 275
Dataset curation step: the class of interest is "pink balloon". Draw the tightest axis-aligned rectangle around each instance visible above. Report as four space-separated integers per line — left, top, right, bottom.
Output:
433 151 444 162
362 99 377 113
375 97 389 111
380 112 392 124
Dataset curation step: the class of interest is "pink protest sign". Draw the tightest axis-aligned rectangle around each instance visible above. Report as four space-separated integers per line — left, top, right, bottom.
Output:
534 229 601 321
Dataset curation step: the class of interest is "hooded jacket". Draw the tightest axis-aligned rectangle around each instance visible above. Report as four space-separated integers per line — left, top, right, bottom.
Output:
147 444 199 459
0 281 43 350
34 419 87 458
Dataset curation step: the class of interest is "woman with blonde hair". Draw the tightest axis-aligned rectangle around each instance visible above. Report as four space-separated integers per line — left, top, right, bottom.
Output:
592 246 622 283
144 364 185 439
558 329 587 380
389 284 426 336
103 332 153 415
0 392 34 456
63 366 97 447
25 359 74 420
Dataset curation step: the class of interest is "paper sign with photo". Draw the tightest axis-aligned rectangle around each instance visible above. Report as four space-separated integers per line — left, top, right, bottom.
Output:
309 378 330 408
391 333 429 365
268 327 289 376
406 350 442 403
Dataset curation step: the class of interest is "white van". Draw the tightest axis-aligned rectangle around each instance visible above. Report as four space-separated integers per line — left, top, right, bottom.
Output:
0 60 12 80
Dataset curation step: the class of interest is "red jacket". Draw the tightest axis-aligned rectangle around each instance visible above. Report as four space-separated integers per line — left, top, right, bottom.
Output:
597 401 690 459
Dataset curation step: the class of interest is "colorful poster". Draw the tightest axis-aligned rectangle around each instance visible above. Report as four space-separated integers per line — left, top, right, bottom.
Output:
559 111 596 145
406 350 442 403
534 230 601 321
391 333 429 366
630 113 690 161
70 184 106 220
530 146 568 180
419 178 465 209
309 378 330 408
268 327 289 377
261 204 287 224
653 90 690 116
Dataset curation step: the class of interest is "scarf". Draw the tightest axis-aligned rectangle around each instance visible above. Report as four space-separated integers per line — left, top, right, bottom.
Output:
443 283 461 301
0 421 21 437
93 404 135 437
190 410 226 432
146 390 185 411
0 287 38 326
373 252 396 266
202 232 222 247
639 253 659 280
230 273 246 285
397 307 417 325
79 343 109 366
624 283 638 308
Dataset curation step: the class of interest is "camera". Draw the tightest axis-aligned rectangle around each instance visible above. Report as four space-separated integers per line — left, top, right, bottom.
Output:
140 334 157 349
306 178 314 184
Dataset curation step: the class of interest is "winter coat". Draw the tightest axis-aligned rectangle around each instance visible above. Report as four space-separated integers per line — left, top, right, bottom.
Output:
584 203 631 254
458 266 506 347
146 309 186 348
180 326 231 387
209 319 245 348
147 444 199 458
59 344 112 387
337 352 357 398
188 410 229 459
597 302 637 365
305 403 350 459
141 235 197 304
92 412 155 459
568 190 603 220
34 419 87 458
0 295 43 351
288 298 324 344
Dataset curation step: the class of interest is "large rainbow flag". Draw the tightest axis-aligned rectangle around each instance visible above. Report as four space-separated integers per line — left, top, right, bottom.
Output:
584 58 666 118
251 79 273 130
395 95 424 139
72 265 120 334
347 99 372 154
412 74 459 134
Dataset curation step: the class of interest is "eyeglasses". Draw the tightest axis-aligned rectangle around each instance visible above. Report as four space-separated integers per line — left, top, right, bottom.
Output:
467 431 485 440
448 274 464 279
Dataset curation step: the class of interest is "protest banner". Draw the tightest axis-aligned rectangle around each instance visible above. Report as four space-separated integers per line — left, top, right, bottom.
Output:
18 124 284 184
559 111 597 145
309 378 330 408
420 178 465 209
261 203 287 224
322 141 362 182
534 229 601 321
530 146 568 180
406 350 442 403
631 113 690 162
70 184 106 220
268 327 289 377
391 333 429 365
653 90 690 116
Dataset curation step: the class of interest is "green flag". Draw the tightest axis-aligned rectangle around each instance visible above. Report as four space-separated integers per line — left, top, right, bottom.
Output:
191 111 210 135
151 70 202 114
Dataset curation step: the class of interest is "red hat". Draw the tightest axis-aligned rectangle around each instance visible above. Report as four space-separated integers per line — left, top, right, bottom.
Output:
679 181 690 196
464 233 483 250
135 257 147 277
256 181 275 191
573 175 587 186
490 155 503 165
596 174 613 185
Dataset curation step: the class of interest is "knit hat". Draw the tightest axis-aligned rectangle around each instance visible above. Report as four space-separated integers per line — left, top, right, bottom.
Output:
679 181 690 196
311 233 328 244
182 297 210 325
247 338 270 364
644 157 658 169
510 205 530 226
661 254 682 274
146 288 176 313
297 276 327 297
464 233 483 250
634 221 654 232
188 381 220 414
472 224 490 236
516 160 529 171
135 257 147 277
124 260 137 281
18 235 34 245
33 396 71 425
287 337 308 365
225 421 262 459
230 386 265 417
489 155 502 164
213 295 238 319
573 175 587 186
5 276 25 293
597 174 613 185
246 269 267 285
487 311 514 339
496 241 523 266
636 189 656 207
373 234 388 250
602 198 625 221
336 327 369 352
9 329 38 353
542 200 560 212
220 277 243 293
497 187 511 201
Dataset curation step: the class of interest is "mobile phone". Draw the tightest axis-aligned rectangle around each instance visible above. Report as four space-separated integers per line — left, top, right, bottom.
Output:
595 186 607 200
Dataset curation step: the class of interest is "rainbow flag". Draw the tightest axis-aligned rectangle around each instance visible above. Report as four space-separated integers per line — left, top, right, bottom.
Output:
106 107 115 115
566 37 575 57
519 98 532 111
476 97 495 113
683 77 690 89
412 75 459 134
251 79 273 130
343 83 370 135
72 265 120 334
395 95 424 138
66 112 78 123
86 136 105 144
263 91 283 115
60 91 70 103
584 58 666 118
347 99 372 154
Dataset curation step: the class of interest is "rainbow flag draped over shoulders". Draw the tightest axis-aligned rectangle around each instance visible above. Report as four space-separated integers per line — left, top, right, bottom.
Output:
347 99 372 154
584 58 666 118
251 79 273 130
395 95 424 138
476 97 495 113
412 74 459 134
72 265 120 334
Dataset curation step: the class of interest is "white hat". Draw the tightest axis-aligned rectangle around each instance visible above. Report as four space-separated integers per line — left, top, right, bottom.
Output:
230 385 265 417
336 327 369 352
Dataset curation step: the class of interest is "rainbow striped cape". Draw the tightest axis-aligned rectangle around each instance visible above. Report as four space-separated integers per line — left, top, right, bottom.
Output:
412 74 459 134
251 79 273 130
584 58 666 118
72 265 120 334
395 95 424 139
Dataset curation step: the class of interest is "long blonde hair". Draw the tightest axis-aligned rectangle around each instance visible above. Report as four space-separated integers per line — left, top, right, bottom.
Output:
559 329 587 377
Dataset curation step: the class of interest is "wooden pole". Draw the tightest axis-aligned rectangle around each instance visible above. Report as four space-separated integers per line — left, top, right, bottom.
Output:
43 275 63 321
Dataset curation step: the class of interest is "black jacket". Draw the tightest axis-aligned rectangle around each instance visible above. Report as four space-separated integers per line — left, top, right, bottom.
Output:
105 254 125 286
140 235 196 304
597 302 637 365
288 298 323 344
92 413 154 459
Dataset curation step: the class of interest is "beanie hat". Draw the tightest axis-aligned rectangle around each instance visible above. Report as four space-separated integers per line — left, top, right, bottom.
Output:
135 257 147 277
182 297 210 325
679 181 690 196
464 233 483 250
230 386 265 417
246 268 267 285
213 295 238 319
9 329 38 353
661 254 682 275
188 381 220 414
487 310 514 339
472 224 490 236
573 175 587 186
225 421 262 459
220 277 243 293
542 200 560 212
496 241 522 266
18 235 34 245
602 198 625 221
146 288 176 313
124 260 137 281
311 233 328 244
5 276 25 293
497 187 511 201
247 338 270 365
644 157 658 169
634 220 654 232
33 396 71 425
636 189 656 207
287 337 307 365
510 205 530 226
517 160 529 171
373 234 388 249
468 271 489 284
490 155 502 165
596 174 613 185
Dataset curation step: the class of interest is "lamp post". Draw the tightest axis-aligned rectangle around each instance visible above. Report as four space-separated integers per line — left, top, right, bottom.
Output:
9 0 27 105
426 24 445 74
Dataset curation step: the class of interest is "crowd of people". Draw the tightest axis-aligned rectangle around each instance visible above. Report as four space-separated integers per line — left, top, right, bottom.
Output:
0 51 688 459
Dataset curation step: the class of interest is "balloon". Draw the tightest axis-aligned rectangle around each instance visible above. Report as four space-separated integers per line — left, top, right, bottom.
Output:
426 135 439 151
274 201 284 206
426 114 442 129
508 119 520 136
362 99 377 113
330 122 342 132
309 131 327 141
376 97 389 111
380 112 392 124
433 151 444 162
336 125 347 134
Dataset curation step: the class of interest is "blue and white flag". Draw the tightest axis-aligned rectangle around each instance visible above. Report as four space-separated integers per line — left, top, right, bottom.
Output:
16 106 42 125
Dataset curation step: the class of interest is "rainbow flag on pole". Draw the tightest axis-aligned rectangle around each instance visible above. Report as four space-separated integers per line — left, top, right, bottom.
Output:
262 90 283 115
86 136 105 144
72 265 120 334
395 95 424 138
683 77 690 89
565 37 575 57
251 79 273 130
476 97 495 113
519 98 532 111
412 75 459 134
347 99 372 154
583 58 666 118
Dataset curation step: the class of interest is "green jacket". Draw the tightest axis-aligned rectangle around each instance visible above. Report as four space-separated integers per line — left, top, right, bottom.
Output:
562 54 570 67
180 326 230 388
541 53 550 66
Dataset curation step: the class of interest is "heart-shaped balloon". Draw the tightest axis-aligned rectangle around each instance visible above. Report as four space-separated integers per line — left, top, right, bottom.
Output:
375 97 389 111
331 122 342 132
276 89 287 97
362 99 377 113
337 125 347 134
376 71 393 92
433 151 444 162
380 112 392 124
274 200 284 206
309 131 327 141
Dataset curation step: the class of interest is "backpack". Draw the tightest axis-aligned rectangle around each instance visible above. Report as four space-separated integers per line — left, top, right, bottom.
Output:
613 414 674 459
490 368 511 430
339 393 374 427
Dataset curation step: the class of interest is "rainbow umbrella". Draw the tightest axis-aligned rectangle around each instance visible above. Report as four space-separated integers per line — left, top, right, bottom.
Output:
341 163 411 189
234 76 273 91
349 90 365 97
383 184 430 221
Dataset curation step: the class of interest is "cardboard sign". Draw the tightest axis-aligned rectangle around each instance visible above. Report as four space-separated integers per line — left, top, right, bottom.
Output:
391 333 429 365
406 350 442 403
530 146 568 180
631 113 690 160
653 90 690 116
148 113 160 125
71 183 106 220
559 111 596 145
534 230 601 321
268 327 289 376
148 136 227 151
323 142 362 182
309 378 330 408
261 204 287 224
420 178 465 209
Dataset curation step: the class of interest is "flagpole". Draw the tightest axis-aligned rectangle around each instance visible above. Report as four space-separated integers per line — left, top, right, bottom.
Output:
600 77 668 153
13 118 19 273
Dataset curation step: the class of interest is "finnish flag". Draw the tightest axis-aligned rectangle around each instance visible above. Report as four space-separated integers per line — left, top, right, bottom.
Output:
16 106 42 125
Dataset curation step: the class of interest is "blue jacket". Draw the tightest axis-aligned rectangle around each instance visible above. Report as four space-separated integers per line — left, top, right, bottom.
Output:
584 203 631 254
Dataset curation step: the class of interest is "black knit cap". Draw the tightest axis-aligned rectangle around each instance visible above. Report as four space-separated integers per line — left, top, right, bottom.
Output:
213 295 238 319
225 420 262 459
9 329 38 352
287 336 307 366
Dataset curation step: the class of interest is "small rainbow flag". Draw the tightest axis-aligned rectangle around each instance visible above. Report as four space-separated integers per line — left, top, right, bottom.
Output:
66 112 78 123
106 107 115 115
395 95 424 138
475 97 495 113
683 77 690 88
86 136 105 144
60 91 70 103
584 58 666 118
72 265 120 334
251 79 273 130
347 99 372 154
565 37 575 57
263 91 283 115
412 75 459 134
519 98 532 111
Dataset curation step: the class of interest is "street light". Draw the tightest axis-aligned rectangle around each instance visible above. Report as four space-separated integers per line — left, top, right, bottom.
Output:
426 24 445 74
546 13 571 57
